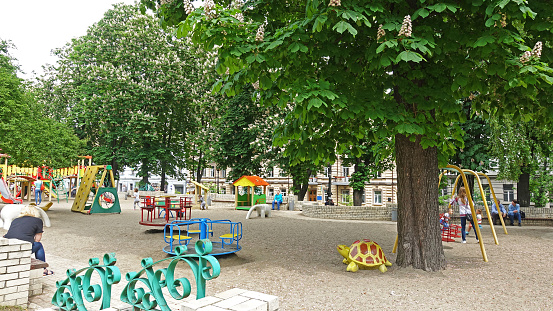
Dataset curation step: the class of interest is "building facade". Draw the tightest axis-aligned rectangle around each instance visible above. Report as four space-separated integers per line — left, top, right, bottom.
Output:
116 162 520 207
201 162 520 207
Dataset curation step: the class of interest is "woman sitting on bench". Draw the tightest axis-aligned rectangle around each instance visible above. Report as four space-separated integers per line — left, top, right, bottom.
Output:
3 205 53 276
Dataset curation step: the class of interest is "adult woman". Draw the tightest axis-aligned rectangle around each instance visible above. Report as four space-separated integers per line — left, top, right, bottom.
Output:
449 187 479 244
4 205 52 275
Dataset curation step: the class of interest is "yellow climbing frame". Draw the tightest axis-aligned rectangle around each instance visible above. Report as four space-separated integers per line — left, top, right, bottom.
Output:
449 170 508 237
393 165 495 262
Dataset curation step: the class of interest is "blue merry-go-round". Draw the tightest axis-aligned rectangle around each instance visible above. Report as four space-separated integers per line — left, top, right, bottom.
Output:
163 218 243 256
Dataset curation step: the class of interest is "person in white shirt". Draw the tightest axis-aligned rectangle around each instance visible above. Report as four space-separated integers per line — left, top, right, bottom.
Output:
449 187 479 243
133 188 140 210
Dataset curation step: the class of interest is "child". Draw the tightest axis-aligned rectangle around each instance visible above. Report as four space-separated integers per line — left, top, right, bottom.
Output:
199 195 206 210
449 187 479 243
133 188 140 210
466 208 483 234
440 210 450 230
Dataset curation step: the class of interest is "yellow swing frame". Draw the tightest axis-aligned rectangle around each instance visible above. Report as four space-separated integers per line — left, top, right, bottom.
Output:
392 164 508 263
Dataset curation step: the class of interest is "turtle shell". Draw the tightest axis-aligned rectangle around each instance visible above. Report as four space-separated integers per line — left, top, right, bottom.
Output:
348 239 388 267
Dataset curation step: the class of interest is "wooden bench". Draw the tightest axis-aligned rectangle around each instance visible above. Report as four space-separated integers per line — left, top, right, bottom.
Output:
453 216 553 227
31 258 49 270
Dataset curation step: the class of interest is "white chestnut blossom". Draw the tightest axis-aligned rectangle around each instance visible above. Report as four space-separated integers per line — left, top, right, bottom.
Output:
398 15 412 37
328 0 341 7
377 24 386 40
532 41 542 59
519 51 532 63
232 0 244 22
204 0 216 20
255 24 265 42
183 0 194 14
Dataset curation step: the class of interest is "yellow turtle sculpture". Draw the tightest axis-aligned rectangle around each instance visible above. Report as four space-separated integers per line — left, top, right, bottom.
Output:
337 239 392 273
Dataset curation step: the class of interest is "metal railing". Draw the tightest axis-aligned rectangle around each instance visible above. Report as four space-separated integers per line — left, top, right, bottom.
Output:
52 240 220 311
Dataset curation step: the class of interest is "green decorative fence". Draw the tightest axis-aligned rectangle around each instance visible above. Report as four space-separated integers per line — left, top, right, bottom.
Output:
52 239 220 311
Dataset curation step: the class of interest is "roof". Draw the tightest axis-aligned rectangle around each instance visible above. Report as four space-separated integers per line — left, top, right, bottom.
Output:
233 175 269 187
6 175 36 182
190 180 209 190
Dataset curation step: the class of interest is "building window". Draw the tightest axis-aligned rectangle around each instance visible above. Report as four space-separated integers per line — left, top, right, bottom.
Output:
210 167 215 177
341 189 350 203
342 167 350 178
266 168 274 178
221 169 226 178
503 184 514 202
324 167 330 178
268 188 274 197
280 188 287 197
374 190 382 204
375 171 382 178
220 187 226 194
323 188 329 202
362 190 366 203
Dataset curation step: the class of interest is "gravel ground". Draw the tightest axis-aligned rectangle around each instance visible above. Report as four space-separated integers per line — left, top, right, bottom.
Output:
2 198 552 310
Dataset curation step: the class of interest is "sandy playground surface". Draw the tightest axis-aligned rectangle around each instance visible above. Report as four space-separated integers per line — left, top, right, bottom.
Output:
2 197 553 311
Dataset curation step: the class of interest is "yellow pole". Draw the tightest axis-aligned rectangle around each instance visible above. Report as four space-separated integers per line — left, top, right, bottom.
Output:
48 180 52 202
28 180 32 203
234 185 238 208
446 165 487 262
76 160 81 190
109 169 115 188
93 167 108 205
478 172 508 235
462 169 498 245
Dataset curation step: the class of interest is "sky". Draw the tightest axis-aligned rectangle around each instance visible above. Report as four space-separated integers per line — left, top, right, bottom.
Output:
0 0 136 80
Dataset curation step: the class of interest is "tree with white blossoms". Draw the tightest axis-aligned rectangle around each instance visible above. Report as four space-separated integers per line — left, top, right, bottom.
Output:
1 39 84 168
146 0 553 271
35 4 208 186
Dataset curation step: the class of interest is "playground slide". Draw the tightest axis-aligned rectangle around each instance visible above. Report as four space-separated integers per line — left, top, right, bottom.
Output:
42 187 57 199
0 179 21 204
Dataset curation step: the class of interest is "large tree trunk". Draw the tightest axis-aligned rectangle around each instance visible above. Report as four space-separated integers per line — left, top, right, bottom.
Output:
196 150 204 183
140 160 149 189
352 160 363 206
353 189 363 206
297 182 308 201
160 161 167 192
293 169 311 201
517 171 530 207
395 134 446 271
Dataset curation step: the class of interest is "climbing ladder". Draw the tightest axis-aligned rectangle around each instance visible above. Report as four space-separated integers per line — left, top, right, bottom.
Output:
71 165 120 214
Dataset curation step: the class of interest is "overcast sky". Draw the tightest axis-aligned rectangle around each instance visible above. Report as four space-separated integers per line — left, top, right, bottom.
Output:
0 0 136 80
